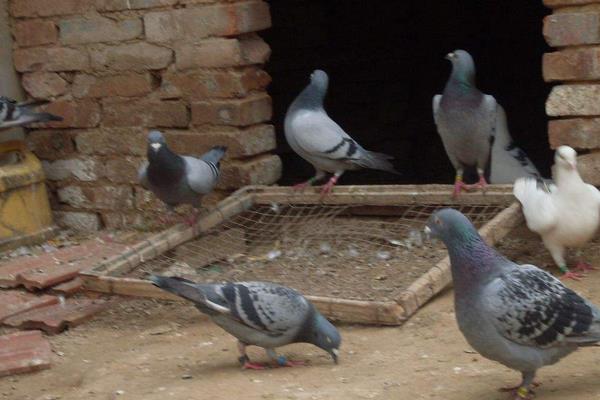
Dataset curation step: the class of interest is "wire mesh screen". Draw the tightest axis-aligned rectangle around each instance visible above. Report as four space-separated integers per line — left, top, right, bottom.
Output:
131 203 504 301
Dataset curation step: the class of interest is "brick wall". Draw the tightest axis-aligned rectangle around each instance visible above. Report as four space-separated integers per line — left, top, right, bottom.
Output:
8 0 280 230
543 0 600 184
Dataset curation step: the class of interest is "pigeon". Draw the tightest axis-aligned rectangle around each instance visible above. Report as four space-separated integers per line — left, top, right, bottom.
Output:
433 50 498 196
138 130 226 225
425 208 600 399
513 146 600 279
0 97 62 129
284 69 398 197
489 104 542 184
150 276 341 369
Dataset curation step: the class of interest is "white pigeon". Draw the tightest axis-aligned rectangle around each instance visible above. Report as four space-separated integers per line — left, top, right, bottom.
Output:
513 146 600 279
284 69 398 197
490 104 542 184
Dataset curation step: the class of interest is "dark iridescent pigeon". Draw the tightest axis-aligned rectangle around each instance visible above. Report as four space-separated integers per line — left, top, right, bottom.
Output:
0 97 62 129
138 130 226 225
150 276 341 369
284 69 398 197
425 208 600 399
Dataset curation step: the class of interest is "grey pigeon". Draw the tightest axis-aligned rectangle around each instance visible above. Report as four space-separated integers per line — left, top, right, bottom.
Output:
138 130 226 225
150 276 341 369
0 97 62 129
490 104 542 184
284 69 398 196
433 50 498 196
514 146 600 280
425 208 600 399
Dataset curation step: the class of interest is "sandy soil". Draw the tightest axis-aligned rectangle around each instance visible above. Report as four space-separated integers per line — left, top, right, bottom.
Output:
2 226 600 400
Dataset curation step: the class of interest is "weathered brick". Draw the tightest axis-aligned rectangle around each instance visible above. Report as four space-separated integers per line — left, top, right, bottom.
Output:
42 158 102 182
191 94 271 126
13 47 89 72
544 0 599 7
99 0 178 11
160 68 271 100
543 48 600 81
101 212 145 229
57 185 133 210
103 99 189 127
134 186 169 211
0 331 52 377
543 12 600 47
175 36 270 70
13 20 57 47
219 154 281 189
578 151 600 185
549 118 600 149
547 84 600 116
27 130 76 160
54 211 101 231
90 43 173 71
163 125 275 158
72 73 154 98
75 128 146 155
144 1 271 43
22 72 69 99
105 157 144 184
43 100 101 128
59 16 142 45
10 0 95 18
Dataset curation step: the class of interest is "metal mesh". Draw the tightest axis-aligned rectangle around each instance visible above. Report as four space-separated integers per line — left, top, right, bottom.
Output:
131 203 504 301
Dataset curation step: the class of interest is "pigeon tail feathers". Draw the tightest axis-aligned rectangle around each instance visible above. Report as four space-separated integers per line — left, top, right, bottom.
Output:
356 150 399 175
201 146 227 166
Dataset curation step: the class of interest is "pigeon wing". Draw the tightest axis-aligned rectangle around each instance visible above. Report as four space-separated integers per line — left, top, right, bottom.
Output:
137 161 149 189
513 177 558 233
483 265 599 348
182 156 219 196
432 94 441 126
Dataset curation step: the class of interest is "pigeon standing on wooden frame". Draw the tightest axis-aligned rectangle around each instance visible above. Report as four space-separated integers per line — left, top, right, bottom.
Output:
285 70 398 197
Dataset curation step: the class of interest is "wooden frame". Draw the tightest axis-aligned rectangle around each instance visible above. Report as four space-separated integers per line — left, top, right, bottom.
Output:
80 184 523 325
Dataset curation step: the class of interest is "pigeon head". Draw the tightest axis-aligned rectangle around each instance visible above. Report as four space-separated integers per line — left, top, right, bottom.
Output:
425 208 479 244
307 312 341 364
554 145 577 171
309 70 329 93
445 49 476 86
147 130 167 153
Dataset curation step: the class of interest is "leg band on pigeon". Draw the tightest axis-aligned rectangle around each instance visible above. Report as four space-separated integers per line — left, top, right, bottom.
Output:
516 387 529 399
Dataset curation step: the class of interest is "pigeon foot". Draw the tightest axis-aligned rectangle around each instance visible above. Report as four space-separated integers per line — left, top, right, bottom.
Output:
452 179 470 198
464 176 488 193
498 386 536 400
574 261 596 272
293 181 310 192
238 355 267 370
276 355 306 367
320 176 339 198
560 269 583 281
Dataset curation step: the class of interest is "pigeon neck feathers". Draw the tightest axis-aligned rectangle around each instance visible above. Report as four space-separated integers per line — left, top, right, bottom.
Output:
289 81 326 113
147 145 185 184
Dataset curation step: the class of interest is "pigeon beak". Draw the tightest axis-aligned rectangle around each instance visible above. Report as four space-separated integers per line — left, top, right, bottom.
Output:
424 226 432 240
445 52 455 60
568 161 576 170
330 348 339 364
150 142 162 152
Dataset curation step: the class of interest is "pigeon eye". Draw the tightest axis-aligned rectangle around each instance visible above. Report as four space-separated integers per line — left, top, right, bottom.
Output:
434 217 442 225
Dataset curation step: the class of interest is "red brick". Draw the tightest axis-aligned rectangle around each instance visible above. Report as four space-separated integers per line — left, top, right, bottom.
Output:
549 118 600 149
27 130 77 160
13 20 57 47
546 84 600 116
99 0 178 11
543 12 600 47
57 185 134 210
42 158 102 182
578 151 600 185
0 291 58 321
72 73 154 98
10 0 94 17
175 36 270 70
49 277 84 296
22 72 69 99
219 154 281 189
3 299 109 334
0 258 44 288
544 0 599 7
13 47 89 73
163 125 276 158
0 331 51 377
75 128 146 156
104 157 144 184
144 1 271 43
101 212 146 229
160 68 271 100
90 42 173 71
191 94 271 126
59 16 142 45
42 100 101 128
102 99 189 127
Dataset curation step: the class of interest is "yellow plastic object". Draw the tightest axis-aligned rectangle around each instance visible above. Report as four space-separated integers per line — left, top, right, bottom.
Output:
0 140 55 250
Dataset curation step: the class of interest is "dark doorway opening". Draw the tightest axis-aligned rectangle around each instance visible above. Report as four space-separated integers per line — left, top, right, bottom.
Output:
263 0 552 186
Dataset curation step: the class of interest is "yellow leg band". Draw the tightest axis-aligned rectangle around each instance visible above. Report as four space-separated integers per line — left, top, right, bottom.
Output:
516 387 529 398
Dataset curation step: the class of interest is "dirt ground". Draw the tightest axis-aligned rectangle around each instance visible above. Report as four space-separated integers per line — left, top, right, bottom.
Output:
3 226 600 400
